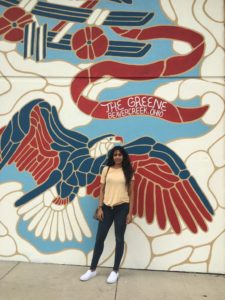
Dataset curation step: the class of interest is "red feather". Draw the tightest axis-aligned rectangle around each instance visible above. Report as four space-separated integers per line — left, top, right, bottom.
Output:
87 153 212 234
8 106 60 184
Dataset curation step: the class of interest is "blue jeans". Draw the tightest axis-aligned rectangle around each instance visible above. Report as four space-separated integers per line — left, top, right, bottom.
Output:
91 203 129 271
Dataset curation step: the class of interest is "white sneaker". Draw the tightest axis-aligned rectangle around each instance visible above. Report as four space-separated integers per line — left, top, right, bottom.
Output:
80 270 97 281
107 271 119 284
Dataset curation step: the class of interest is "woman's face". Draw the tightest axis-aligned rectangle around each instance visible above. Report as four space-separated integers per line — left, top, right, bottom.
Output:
113 150 123 166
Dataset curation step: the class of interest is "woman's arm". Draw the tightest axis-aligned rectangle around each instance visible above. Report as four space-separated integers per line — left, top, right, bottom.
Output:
97 183 105 221
98 183 105 208
126 180 134 224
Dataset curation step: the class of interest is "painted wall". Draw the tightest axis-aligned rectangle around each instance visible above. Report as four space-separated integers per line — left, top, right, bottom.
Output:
0 0 224 274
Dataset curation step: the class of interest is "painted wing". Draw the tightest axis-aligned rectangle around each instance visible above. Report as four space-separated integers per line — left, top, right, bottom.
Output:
124 137 214 233
0 100 60 188
0 99 89 207
0 99 91 241
87 137 214 233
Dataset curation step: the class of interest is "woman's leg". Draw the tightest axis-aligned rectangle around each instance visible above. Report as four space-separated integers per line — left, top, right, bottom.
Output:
90 205 114 270
113 203 129 272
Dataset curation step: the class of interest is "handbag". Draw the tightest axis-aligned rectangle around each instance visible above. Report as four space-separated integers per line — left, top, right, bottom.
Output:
93 166 110 220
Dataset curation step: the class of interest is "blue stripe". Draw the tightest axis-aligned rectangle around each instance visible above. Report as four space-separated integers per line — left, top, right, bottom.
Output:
70 148 89 162
19 99 43 134
109 41 146 47
189 176 214 214
15 170 61 207
47 37 71 45
48 32 71 40
150 150 180 175
104 12 154 26
49 109 87 148
0 0 18 7
110 0 132 3
107 16 149 21
11 113 24 142
109 11 149 16
125 136 156 147
51 107 88 144
1 121 12 150
0 143 18 169
107 44 151 57
153 143 186 170
32 9 86 23
30 22 36 56
36 26 40 61
106 51 142 57
108 46 143 52
23 24 29 58
47 42 71 50
43 23 47 59
104 20 150 26
41 108 68 146
1 139 13 159
36 1 92 13
33 6 89 18
126 145 152 154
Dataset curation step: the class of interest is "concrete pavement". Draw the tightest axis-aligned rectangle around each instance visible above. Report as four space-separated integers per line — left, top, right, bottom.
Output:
0 261 224 300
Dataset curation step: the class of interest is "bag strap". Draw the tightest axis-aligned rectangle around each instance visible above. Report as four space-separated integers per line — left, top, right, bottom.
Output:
103 166 110 192
105 166 110 181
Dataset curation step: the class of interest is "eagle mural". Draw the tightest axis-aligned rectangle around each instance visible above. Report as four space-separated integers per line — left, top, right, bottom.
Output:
0 100 214 243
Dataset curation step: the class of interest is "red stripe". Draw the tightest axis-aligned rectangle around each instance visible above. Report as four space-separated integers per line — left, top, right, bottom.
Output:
146 164 178 182
8 126 35 164
163 189 181 233
112 25 203 48
17 148 36 171
37 157 59 184
138 168 174 188
170 187 197 233
52 21 67 32
81 0 99 8
35 107 53 144
183 180 212 221
163 44 204 76
137 177 146 217
145 181 154 223
156 185 166 230
176 182 208 231
133 173 141 215
25 156 37 172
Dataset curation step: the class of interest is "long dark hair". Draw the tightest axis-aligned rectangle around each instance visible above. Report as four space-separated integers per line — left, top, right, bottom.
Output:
106 146 134 187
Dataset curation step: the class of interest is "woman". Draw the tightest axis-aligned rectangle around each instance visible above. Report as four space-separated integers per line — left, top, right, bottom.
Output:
80 146 134 284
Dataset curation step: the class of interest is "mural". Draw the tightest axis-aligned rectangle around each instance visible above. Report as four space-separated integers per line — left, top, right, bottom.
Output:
0 0 224 274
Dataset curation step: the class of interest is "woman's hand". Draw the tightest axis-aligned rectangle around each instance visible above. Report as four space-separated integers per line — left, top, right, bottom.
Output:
126 213 133 224
97 207 104 221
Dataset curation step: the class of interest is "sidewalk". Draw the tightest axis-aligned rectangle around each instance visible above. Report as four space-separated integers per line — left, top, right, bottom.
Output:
0 261 224 300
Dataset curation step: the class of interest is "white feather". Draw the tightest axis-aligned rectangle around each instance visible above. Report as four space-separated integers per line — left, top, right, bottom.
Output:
58 211 66 242
50 212 58 241
22 202 44 221
42 210 54 240
63 210 73 241
35 208 51 237
28 206 48 232
73 197 91 238
66 202 82 242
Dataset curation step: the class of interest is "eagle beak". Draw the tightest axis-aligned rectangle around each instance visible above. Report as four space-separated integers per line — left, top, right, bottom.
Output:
115 136 124 144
